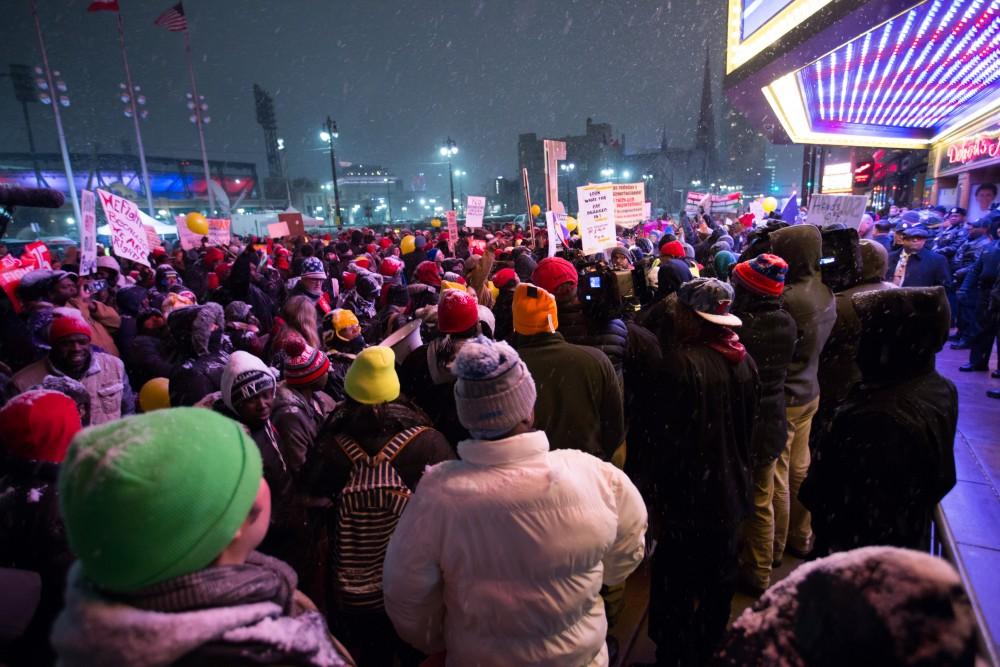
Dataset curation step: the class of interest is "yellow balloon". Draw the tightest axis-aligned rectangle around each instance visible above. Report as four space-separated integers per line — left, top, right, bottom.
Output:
431 218 442 228
530 204 541 218
566 217 578 233
762 197 779 213
186 211 209 235
139 377 170 412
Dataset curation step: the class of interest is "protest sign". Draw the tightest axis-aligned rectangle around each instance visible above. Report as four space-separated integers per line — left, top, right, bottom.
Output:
465 196 486 228
98 189 150 266
446 210 458 253
268 221 290 239
685 191 711 215
612 182 645 228
711 192 742 215
176 215 233 250
21 241 52 270
577 183 616 255
0 264 32 313
643 201 652 221
278 212 305 239
545 211 567 258
80 190 97 275
806 194 868 229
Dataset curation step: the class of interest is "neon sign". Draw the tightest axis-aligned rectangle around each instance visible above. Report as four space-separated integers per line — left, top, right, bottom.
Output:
946 131 1000 166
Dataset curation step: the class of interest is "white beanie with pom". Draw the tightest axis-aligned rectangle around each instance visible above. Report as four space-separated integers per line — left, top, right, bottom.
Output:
452 336 536 440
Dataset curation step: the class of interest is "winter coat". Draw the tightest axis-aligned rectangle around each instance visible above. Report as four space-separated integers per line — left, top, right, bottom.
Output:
556 300 628 381
398 338 475 448
513 249 538 283
0 458 72 665
114 286 149 357
125 333 173 392
50 553 351 667
13 351 132 425
69 297 120 358
492 288 516 342
770 224 836 406
383 429 646 667
800 287 957 552
627 341 759 530
514 332 624 459
951 233 991 281
731 291 797 466
960 239 1000 298
166 304 230 407
885 247 952 289
932 224 967 261
271 382 336 478
402 249 428 281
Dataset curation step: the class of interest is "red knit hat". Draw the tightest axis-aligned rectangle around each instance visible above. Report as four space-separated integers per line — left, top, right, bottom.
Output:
493 268 519 289
204 247 225 265
0 389 81 463
379 238 393 249
283 337 331 386
531 257 578 293
660 240 685 258
416 260 442 287
49 314 92 343
341 271 357 290
379 256 404 278
353 257 371 270
438 288 479 333
732 253 788 297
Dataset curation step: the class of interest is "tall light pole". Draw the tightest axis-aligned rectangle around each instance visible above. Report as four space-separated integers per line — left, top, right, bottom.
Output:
439 137 458 211
320 117 342 226
384 177 392 223
560 162 575 214
454 169 466 211
276 137 291 208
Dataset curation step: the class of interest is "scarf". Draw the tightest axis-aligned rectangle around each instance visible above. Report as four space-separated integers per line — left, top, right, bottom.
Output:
705 329 747 365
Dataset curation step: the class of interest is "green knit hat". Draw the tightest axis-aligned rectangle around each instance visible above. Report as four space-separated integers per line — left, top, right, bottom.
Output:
58 408 263 593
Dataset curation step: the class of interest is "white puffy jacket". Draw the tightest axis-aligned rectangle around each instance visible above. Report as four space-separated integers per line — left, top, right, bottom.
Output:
383 430 647 667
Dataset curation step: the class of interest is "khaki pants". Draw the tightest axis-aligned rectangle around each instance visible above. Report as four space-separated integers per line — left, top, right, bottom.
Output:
740 459 777 589
773 397 818 561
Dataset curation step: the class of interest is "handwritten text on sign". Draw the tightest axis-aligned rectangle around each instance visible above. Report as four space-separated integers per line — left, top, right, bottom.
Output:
806 194 868 230
577 183 616 255
98 189 150 266
612 182 646 228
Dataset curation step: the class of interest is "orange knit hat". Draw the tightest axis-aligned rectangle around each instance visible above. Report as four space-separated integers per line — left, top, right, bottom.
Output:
512 283 558 335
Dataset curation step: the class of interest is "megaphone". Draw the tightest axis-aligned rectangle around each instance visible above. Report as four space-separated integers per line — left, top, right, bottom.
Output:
381 318 423 363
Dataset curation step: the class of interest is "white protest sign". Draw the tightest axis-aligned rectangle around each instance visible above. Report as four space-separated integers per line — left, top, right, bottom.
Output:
545 211 566 258
80 190 97 275
176 215 234 250
643 201 652 221
612 182 645 228
267 221 290 239
446 210 458 253
806 194 868 229
97 189 150 266
577 183 616 255
465 195 486 228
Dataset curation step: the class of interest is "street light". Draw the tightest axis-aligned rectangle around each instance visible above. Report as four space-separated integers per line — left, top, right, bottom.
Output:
601 168 615 179
622 170 631 180
440 137 458 212
321 117 342 226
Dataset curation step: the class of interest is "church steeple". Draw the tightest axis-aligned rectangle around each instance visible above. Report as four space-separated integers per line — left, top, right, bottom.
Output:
695 45 717 180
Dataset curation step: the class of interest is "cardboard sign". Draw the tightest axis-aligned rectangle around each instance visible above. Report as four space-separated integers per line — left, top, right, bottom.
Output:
268 222 290 239
176 215 233 250
143 224 161 251
612 182 645 228
98 189 150 266
577 183 616 255
278 212 305 239
0 264 32 313
466 195 486 228
21 241 52 270
80 190 97 275
806 194 868 229
446 210 458 253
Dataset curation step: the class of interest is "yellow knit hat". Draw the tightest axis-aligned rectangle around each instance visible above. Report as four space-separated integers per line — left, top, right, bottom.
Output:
344 346 400 404
330 308 360 338
513 283 558 335
400 235 416 255
440 280 466 293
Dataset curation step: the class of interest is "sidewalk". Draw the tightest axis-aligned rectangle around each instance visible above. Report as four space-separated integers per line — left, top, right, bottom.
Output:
936 344 1000 661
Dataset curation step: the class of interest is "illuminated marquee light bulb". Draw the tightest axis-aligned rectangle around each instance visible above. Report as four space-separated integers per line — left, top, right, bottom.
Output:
882 0 951 126
853 20 895 123
815 60 825 121
861 11 916 125
876 1 943 126
847 32 873 122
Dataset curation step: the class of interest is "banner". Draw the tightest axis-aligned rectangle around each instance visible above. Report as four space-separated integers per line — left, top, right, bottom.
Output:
465 195 486 228
446 210 458 253
267 221 290 239
685 191 711 215
612 182 645 228
176 215 233 250
577 183 616 256
806 194 868 229
277 212 305 239
80 190 97 275
710 192 742 215
21 241 52 270
98 189 150 266
0 264 33 313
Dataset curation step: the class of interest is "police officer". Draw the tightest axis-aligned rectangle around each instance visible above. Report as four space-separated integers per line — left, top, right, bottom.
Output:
952 216 994 349
886 223 952 289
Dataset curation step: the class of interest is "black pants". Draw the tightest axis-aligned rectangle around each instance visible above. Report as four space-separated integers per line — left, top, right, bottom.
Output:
648 524 739 667
330 608 425 667
969 305 1000 368
957 290 981 343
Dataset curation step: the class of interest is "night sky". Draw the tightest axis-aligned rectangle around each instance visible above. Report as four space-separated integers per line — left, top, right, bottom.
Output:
1 0 798 198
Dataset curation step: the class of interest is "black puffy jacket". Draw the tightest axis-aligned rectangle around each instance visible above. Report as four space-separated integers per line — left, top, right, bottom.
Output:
557 300 628 381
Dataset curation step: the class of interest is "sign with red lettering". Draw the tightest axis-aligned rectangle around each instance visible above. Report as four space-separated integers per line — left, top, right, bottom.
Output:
97 189 150 266
946 130 1000 167
0 264 32 313
21 241 52 270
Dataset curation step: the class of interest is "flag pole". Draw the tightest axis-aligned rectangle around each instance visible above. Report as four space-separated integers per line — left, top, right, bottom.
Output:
183 29 214 213
115 11 155 216
31 0 82 224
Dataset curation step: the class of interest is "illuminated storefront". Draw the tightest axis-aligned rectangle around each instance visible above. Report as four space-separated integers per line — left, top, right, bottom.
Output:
725 0 1000 206
928 121 1000 217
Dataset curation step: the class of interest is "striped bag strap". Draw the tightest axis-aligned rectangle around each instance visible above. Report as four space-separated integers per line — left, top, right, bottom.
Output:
374 426 429 465
335 434 372 466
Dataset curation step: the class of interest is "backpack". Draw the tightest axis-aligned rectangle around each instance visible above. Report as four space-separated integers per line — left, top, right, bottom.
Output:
332 426 427 610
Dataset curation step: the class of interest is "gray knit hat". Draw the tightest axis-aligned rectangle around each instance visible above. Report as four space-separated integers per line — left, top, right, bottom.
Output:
453 336 536 440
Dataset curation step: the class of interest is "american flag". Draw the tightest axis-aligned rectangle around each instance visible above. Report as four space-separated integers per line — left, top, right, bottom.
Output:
154 2 187 32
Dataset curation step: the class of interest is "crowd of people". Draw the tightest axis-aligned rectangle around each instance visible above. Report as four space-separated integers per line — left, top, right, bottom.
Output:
0 201 993 666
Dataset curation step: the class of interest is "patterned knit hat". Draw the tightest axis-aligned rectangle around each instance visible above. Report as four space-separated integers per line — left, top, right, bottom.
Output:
300 256 327 279
221 351 276 412
732 253 788 297
453 336 537 440
283 336 331 386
